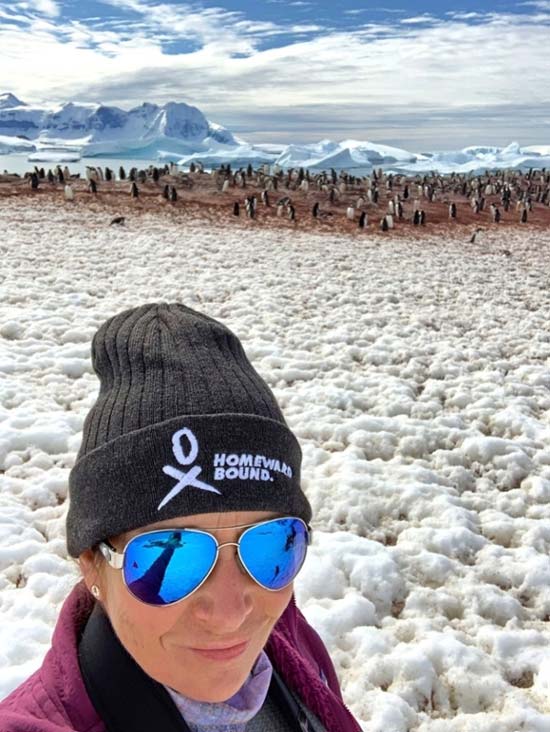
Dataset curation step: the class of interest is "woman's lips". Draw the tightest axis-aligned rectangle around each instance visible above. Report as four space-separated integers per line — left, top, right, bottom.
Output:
190 641 249 661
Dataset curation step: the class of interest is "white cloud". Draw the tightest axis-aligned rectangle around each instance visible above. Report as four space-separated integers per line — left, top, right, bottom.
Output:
18 0 60 17
1 3 550 148
400 14 440 24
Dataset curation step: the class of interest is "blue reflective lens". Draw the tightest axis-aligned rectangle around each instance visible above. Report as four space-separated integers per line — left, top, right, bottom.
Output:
121 518 309 606
124 529 217 605
238 518 309 591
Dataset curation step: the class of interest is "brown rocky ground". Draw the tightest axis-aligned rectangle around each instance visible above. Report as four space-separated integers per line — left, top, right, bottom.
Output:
2 170 550 240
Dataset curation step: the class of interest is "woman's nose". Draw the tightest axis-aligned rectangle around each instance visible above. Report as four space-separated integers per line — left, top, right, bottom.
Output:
190 547 254 629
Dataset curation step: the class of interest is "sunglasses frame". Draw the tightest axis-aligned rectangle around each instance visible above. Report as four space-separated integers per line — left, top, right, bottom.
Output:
97 516 312 606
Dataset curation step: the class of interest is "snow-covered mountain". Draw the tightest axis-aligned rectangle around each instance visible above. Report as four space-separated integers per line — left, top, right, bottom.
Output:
2 92 550 173
0 93 236 158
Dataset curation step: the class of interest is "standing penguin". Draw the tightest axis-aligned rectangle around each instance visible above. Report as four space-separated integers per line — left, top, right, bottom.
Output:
413 210 420 225
30 172 39 190
245 196 255 219
64 184 74 201
380 217 389 232
88 178 98 194
288 204 296 221
162 184 170 200
346 206 355 221
312 202 320 218
358 211 367 229
520 208 528 223
419 210 426 225
119 166 126 181
261 189 270 206
233 201 240 216
449 202 457 219
170 186 178 202
130 182 139 198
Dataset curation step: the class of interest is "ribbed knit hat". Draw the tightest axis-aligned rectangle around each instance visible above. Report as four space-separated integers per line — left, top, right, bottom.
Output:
66 303 311 557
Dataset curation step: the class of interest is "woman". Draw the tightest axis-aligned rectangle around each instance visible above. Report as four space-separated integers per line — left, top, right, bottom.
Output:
0 303 361 732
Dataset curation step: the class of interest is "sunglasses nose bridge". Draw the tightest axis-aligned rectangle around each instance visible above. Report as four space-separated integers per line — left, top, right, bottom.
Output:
217 540 239 550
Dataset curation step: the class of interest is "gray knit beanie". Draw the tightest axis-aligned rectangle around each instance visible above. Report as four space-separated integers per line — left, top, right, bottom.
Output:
66 303 311 557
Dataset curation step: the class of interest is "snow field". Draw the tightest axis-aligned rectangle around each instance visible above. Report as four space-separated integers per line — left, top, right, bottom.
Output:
1 198 550 731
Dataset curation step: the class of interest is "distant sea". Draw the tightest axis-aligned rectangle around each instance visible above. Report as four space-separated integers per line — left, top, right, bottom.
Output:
0 153 184 178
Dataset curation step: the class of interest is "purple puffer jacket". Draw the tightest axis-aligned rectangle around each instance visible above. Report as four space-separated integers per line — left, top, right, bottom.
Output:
0 581 361 732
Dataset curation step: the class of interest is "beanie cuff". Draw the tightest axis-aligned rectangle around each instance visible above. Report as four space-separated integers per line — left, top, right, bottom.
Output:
67 413 311 557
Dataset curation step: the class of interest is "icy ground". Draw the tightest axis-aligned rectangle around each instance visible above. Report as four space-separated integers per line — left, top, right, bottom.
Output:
1 199 550 731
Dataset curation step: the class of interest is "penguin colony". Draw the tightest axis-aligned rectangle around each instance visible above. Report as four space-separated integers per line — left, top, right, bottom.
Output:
5 162 550 233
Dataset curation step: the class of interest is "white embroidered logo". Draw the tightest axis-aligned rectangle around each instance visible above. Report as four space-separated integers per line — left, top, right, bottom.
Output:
158 427 221 511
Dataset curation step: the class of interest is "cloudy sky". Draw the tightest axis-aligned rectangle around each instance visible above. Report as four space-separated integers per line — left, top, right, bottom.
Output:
0 0 549 149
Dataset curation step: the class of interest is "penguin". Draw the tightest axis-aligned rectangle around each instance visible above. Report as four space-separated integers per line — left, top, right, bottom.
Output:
170 186 178 202
88 178 97 194
413 209 420 225
386 213 394 229
245 196 255 219
380 216 389 232
276 204 284 217
358 211 367 229
63 166 70 181
329 188 336 204
57 168 64 184
469 227 483 243
119 166 126 181
356 196 365 208
449 202 457 219
47 169 55 184
152 167 160 183
64 184 74 201
190 162 196 173
162 184 170 200
419 210 426 225
233 201 240 216
288 204 296 221
396 201 404 219
30 172 39 190
105 167 112 182
222 179 230 193
110 216 125 226
520 208 528 223
387 200 395 215
312 202 320 218
130 182 139 198
261 190 269 206
346 206 355 221
403 184 409 199
494 207 501 223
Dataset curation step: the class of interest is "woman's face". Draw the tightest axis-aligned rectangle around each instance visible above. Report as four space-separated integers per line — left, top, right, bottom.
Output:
79 510 293 702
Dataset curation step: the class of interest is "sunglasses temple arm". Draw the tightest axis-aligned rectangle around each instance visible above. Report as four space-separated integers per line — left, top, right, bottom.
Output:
98 541 124 569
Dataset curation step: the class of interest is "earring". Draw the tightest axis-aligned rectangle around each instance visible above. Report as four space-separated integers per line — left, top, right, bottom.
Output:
91 585 101 599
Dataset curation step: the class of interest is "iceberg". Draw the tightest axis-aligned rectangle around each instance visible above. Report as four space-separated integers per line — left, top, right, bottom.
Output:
0 94 236 160
1 92 550 174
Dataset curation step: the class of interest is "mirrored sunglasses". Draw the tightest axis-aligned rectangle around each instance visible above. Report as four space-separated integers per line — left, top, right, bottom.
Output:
98 517 311 606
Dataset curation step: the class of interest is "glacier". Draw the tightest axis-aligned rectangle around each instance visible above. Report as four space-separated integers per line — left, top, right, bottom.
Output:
1 92 550 174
